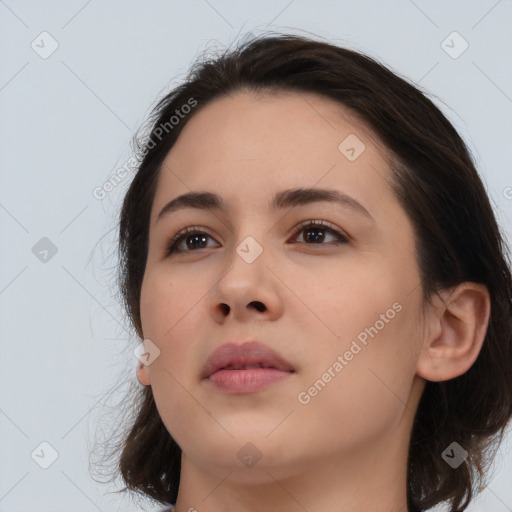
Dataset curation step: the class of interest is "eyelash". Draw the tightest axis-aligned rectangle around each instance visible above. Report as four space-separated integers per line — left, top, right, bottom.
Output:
165 220 349 256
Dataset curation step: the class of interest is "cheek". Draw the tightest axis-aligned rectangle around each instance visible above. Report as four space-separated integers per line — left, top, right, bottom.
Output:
139 271 203 386
305 261 395 341
139 271 206 437
140 269 200 341
300 259 421 400
294 306 420 449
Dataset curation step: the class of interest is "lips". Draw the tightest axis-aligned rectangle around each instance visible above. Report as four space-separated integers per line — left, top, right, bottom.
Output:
201 341 294 379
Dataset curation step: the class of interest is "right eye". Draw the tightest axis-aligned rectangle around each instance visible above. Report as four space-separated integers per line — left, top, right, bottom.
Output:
165 226 220 255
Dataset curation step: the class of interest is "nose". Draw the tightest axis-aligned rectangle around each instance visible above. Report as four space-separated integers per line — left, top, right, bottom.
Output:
205 242 284 324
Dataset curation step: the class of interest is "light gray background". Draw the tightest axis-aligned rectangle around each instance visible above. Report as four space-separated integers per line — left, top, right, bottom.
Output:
1 1 511 511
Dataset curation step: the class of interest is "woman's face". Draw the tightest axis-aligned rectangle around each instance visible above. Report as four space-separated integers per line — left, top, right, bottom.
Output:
138 90 427 482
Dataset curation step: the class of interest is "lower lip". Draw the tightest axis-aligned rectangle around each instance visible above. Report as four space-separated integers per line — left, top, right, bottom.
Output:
205 368 293 393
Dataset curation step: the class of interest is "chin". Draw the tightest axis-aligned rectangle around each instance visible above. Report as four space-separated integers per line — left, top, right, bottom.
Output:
194 447 301 486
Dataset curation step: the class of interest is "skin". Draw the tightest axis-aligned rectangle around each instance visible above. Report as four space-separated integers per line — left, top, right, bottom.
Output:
137 91 490 512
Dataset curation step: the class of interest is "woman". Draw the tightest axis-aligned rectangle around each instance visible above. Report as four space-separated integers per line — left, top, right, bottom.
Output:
112 33 512 511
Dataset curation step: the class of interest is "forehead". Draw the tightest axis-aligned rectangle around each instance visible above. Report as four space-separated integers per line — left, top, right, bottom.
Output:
153 90 397 221
166 89 387 166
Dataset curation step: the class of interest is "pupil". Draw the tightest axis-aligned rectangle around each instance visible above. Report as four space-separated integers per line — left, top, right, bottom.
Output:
187 234 207 249
305 228 324 243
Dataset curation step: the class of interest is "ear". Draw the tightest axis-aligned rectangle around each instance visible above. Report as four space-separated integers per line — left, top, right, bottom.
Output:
137 361 151 386
416 282 491 382
135 324 151 386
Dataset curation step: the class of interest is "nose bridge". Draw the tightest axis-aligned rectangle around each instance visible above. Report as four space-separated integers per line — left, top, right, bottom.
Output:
227 210 270 266
222 229 267 289
235 232 266 266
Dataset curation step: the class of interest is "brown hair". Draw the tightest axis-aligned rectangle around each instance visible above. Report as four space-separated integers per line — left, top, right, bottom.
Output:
114 32 512 511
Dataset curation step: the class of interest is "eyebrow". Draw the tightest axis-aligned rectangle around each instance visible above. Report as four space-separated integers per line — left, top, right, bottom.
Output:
156 187 374 223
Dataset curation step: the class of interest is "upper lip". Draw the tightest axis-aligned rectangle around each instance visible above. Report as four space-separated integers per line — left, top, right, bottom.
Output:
201 341 295 379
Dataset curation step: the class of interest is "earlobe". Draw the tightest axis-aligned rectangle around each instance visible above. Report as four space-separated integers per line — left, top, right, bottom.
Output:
137 361 151 386
416 282 491 382
134 325 151 385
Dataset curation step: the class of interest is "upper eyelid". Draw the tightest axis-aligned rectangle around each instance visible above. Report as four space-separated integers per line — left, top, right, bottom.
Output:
292 220 349 241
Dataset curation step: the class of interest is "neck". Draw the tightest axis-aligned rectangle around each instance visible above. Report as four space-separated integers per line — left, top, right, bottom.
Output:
174 427 411 512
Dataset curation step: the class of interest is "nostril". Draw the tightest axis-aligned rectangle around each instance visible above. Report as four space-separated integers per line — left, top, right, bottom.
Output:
220 303 230 315
250 301 266 312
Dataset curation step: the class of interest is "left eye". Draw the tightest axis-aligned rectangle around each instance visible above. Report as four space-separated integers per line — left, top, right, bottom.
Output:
291 220 348 246
165 220 348 256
